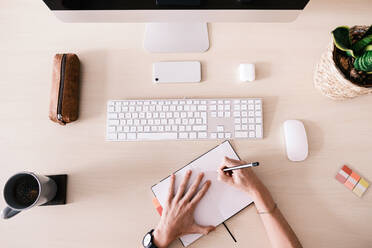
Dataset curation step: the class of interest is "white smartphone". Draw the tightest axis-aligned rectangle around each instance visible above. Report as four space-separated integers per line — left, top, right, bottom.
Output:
153 61 201 83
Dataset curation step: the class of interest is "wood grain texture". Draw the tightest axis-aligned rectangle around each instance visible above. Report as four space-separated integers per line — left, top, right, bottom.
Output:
0 0 371 247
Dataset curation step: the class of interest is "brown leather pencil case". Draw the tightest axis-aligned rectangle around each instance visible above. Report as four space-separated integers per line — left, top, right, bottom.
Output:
49 54 80 125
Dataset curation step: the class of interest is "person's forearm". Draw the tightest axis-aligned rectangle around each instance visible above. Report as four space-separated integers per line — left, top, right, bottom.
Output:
251 184 302 248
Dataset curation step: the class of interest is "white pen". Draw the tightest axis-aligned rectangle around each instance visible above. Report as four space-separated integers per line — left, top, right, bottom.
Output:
223 162 260 172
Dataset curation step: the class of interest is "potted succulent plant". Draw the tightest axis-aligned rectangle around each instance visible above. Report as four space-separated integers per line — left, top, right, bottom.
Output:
314 25 372 100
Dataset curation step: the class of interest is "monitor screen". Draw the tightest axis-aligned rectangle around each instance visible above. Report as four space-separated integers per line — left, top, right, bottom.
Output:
43 0 309 11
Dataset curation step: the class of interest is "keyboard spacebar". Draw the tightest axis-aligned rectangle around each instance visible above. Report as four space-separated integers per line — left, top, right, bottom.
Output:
137 133 178 140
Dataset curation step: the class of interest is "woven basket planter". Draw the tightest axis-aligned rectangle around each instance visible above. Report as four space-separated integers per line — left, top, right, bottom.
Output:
314 42 372 100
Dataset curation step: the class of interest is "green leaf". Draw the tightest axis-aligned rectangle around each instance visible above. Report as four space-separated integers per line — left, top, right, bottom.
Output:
354 50 372 72
332 26 356 58
352 35 372 54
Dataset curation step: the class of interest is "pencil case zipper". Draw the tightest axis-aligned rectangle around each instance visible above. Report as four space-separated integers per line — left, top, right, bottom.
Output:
57 54 67 124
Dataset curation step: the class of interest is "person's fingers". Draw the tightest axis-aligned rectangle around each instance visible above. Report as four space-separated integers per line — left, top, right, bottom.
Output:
182 172 204 202
167 174 175 204
190 224 216 235
217 164 233 183
190 180 211 207
174 170 192 202
224 156 246 166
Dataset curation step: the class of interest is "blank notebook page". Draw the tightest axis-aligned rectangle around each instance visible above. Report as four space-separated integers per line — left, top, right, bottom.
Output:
151 141 253 247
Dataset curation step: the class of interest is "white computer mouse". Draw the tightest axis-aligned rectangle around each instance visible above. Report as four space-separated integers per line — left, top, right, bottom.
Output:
283 120 308 162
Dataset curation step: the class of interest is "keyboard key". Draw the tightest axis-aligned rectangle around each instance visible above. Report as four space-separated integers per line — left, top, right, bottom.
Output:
242 125 248 130
225 133 232 139
255 111 262 117
115 106 122 112
256 125 263 138
218 133 224 139
108 113 118 119
137 133 177 140
198 105 207 111
189 132 197 139
217 126 224 132
225 112 231 118
256 118 262 123
210 133 217 139
235 125 241 131
179 133 188 139
198 132 207 139
235 131 248 138
118 133 126 140
211 112 217 118
108 126 116 133
249 125 255 130
107 133 117 140
218 112 224 117
249 131 255 138
127 133 137 140
193 125 207 131
108 120 119 126
233 112 240 117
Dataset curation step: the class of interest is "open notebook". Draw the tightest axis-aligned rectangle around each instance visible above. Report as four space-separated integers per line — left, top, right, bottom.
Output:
151 141 253 247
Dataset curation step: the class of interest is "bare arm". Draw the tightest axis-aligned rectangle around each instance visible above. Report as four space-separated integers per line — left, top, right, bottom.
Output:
218 157 302 248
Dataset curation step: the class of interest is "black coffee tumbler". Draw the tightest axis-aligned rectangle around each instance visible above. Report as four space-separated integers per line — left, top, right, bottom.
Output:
2 172 57 219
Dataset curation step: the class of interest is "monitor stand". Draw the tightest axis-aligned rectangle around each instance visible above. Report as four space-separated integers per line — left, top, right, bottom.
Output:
144 23 209 53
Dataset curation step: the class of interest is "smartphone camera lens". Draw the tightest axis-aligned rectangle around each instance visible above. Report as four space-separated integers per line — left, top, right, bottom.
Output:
155 78 159 81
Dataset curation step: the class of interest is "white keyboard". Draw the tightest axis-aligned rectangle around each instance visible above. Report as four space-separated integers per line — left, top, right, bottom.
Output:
106 98 263 141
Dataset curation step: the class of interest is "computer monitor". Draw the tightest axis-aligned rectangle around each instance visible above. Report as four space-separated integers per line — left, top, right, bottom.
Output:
42 0 309 53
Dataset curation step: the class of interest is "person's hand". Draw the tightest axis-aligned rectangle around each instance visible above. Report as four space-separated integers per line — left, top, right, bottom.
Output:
153 170 216 248
217 156 264 195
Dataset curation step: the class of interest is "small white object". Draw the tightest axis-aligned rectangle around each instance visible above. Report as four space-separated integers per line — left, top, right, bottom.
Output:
153 61 201 83
240 63 255 82
283 120 308 162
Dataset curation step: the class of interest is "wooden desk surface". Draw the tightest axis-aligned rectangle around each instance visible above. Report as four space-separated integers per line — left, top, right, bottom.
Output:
1 0 371 247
